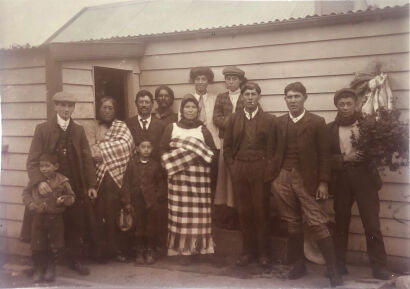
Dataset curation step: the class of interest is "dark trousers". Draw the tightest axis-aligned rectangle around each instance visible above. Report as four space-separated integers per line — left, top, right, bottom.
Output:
333 165 387 269
94 173 122 258
32 214 64 251
231 159 269 257
135 201 163 249
64 196 94 264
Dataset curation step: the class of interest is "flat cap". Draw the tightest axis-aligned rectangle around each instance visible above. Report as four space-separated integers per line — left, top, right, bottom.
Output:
53 91 76 103
334 88 357 105
222 66 245 77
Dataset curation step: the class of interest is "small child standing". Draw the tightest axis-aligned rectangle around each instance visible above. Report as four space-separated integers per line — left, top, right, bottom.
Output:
122 140 167 265
22 153 75 283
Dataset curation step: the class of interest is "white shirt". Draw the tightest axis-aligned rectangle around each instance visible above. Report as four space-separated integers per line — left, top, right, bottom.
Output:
289 109 306 123
139 115 151 130
57 114 70 131
339 121 359 155
229 89 241 112
244 106 259 120
193 92 205 102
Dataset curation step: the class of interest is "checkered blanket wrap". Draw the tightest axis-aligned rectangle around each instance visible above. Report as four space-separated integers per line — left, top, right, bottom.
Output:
96 120 134 189
161 137 215 254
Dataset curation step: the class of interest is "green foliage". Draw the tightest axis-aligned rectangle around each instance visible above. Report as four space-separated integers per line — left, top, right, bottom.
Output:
351 108 409 171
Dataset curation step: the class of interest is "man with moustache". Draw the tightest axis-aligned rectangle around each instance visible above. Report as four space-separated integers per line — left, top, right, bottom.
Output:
271 82 342 287
25 91 97 275
126 90 166 161
224 82 275 267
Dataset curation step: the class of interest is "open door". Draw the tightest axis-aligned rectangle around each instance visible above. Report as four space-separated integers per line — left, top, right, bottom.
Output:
94 66 129 120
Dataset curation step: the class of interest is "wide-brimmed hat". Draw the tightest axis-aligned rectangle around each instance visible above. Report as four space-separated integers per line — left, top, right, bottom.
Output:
189 67 214 82
53 91 76 103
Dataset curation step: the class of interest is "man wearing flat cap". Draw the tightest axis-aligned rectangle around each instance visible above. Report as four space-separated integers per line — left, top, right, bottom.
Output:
213 66 247 228
24 91 97 275
328 88 390 280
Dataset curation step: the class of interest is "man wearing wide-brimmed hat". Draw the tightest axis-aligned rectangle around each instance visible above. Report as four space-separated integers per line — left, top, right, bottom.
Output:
24 91 97 276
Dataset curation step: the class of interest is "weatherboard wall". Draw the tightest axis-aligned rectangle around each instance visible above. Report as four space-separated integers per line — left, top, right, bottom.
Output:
139 15 410 268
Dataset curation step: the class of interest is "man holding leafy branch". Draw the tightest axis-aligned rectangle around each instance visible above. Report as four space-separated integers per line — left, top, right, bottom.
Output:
327 88 390 280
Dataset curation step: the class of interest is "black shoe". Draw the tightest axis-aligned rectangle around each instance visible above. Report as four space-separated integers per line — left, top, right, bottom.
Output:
288 260 306 279
372 267 391 280
145 249 155 265
236 254 254 267
135 249 145 265
32 251 44 283
70 262 90 276
258 255 270 267
44 250 58 282
317 237 343 287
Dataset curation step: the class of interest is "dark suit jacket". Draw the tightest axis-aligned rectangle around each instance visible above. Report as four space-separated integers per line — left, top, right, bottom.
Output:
213 91 245 138
327 120 382 192
22 115 97 241
273 111 330 195
26 116 97 191
125 116 166 160
223 108 276 181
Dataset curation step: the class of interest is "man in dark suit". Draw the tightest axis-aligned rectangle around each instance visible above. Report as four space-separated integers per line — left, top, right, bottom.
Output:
125 89 167 252
328 88 390 280
224 82 275 267
271 82 342 287
126 90 166 161
25 91 97 275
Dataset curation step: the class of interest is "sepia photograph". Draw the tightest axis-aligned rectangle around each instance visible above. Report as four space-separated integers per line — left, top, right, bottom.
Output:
0 0 409 288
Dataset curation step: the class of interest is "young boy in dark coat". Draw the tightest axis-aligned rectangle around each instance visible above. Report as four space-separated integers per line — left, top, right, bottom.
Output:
22 153 75 283
122 139 167 264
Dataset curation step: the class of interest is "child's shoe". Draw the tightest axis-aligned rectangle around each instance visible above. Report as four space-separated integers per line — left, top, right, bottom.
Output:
44 249 58 282
135 248 145 265
145 249 155 265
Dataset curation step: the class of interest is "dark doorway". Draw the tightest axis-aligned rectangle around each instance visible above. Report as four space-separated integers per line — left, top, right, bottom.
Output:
94 66 129 120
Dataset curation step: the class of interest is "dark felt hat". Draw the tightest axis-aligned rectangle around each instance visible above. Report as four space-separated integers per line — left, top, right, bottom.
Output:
334 88 358 105
222 66 245 78
53 91 76 103
189 67 214 82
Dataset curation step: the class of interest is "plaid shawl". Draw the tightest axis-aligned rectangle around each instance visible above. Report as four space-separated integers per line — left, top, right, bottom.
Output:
161 136 215 255
96 119 134 189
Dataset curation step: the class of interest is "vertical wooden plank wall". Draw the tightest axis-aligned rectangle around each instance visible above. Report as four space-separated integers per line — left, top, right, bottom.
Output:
0 49 47 255
139 16 410 266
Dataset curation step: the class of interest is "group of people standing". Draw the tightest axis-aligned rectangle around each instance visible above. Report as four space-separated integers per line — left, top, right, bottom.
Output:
21 65 390 287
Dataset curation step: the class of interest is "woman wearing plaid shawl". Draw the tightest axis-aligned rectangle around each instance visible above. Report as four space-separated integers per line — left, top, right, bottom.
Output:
160 95 217 264
88 97 135 262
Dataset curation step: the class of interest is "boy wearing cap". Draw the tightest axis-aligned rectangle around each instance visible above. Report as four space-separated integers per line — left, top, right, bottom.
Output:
213 66 247 228
24 91 97 276
328 88 390 280
271 82 342 287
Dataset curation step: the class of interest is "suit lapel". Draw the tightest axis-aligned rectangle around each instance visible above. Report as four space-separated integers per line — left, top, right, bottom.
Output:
331 122 342 154
47 117 61 152
296 111 311 136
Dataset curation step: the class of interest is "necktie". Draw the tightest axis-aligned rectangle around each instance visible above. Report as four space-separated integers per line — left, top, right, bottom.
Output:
248 112 252 120
141 119 148 131
199 94 207 123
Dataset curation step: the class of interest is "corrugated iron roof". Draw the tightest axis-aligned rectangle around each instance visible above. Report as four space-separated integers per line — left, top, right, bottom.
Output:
47 0 410 44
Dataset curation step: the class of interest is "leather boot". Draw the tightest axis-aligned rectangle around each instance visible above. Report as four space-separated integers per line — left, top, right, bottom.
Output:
288 234 306 279
44 249 58 282
32 251 44 283
145 248 155 265
317 237 343 287
333 233 348 275
135 247 145 265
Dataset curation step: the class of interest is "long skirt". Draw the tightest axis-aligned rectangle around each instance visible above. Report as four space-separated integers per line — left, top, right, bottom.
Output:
167 162 215 256
213 139 235 207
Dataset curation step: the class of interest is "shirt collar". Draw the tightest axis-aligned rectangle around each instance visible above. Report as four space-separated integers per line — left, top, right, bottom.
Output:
229 89 241 97
139 115 151 128
289 109 306 123
56 114 70 131
244 106 259 120
194 92 207 101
